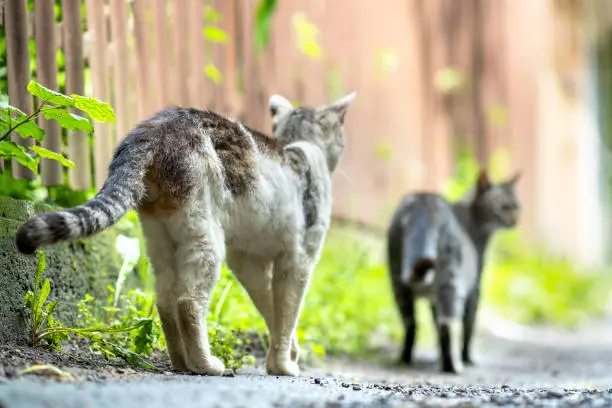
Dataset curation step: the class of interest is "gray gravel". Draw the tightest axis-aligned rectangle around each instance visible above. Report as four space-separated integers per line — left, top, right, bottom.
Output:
2 322 612 407
2 373 612 408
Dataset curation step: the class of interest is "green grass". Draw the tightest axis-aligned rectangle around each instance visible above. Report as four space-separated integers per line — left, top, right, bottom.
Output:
482 230 612 328
24 209 612 371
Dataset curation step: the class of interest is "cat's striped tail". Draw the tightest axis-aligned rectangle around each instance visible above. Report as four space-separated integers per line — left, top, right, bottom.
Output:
15 127 153 255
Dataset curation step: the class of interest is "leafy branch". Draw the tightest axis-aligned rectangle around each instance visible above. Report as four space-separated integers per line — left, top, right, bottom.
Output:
1 80 115 174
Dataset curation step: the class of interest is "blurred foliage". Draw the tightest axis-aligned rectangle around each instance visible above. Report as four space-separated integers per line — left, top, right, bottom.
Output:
434 67 465 94
254 0 279 54
484 231 612 327
292 12 322 59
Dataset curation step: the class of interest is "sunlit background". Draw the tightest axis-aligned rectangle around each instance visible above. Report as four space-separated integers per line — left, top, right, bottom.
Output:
2 0 612 369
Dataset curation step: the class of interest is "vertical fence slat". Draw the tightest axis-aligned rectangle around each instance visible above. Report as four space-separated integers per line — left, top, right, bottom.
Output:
86 0 112 190
218 0 240 116
35 0 62 186
132 0 151 120
152 0 168 110
126 7 138 130
6 0 35 179
62 0 91 190
188 0 206 108
171 0 189 106
110 0 129 140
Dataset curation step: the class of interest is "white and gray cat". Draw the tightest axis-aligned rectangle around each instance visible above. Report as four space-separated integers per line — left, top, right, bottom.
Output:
15 92 357 377
387 170 521 373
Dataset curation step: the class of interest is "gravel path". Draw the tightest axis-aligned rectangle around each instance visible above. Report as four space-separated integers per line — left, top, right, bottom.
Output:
1 319 612 407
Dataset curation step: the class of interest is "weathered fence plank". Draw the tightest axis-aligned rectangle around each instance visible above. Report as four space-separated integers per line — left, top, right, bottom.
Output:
86 0 112 190
110 0 130 141
171 0 190 106
34 0 62 185
187 0 206 108
62 0 91 190
132 0 151 120
5 0 35 179
151 0 168 111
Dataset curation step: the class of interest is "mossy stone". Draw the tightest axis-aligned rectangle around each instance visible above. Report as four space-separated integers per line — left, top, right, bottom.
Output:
0 195 138 345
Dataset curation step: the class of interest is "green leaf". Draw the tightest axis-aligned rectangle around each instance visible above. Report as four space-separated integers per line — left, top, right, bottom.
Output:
42 108 93 133
0 102 45 142
12 119 45 142
71 94 116 123
38 279 51 317
203 25 228 43
29 145 76 169
24 290 34 309
204 63 223 84
0 141 38 172
26 80 75 107
36 251 46 291
254 0 278 54
204 5 222 22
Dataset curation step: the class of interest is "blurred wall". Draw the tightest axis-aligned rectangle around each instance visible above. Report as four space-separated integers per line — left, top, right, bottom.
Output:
257 0 606 265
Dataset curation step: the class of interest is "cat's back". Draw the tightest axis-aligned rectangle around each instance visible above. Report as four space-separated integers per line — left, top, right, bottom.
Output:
388 192 452 234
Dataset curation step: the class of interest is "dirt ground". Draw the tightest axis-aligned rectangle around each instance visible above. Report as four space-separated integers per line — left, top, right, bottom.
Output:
2 317 612 407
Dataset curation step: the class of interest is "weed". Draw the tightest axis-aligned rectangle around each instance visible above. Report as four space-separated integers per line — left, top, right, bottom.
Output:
24 251 158 370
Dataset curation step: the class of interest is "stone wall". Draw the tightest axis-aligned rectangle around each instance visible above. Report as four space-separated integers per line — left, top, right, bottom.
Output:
0 195 128 344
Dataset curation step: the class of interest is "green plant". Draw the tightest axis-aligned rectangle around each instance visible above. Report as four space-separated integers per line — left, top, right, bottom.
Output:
1 80 115 173
24 251 158 370
483 231 612 327
254 0 279 53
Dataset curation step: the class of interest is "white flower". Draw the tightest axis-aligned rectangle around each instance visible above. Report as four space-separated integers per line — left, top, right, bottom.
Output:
115 234 140 264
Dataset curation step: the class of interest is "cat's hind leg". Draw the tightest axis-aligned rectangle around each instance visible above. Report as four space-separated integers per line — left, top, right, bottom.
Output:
436 284 463 374
226 251 300 364
140 216 187 372
462 287 480 366
166 210 226 376
393 283 417 365
266 255 312 377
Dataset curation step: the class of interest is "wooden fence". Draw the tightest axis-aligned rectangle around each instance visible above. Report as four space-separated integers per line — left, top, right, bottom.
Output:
1 0 608 263
3 0 265 190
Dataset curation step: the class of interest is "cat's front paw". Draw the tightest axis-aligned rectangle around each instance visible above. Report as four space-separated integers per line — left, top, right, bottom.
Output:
441 357 463 374
266 355 300 377
462 353 476 366
187 356 226 376
290 336 300 363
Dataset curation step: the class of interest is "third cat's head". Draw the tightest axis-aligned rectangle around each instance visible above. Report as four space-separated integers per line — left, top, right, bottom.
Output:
472 169 522 230
268 93 357 173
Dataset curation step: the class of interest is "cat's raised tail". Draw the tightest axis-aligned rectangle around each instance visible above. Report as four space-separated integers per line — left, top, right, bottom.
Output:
15 125 153 255
400 202 439 285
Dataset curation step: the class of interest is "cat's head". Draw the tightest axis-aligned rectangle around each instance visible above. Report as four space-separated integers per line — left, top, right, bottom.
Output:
472 169 522 230
268 92 357 172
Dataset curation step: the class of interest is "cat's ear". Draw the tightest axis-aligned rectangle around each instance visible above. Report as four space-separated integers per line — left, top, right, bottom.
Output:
269 94 294 119
506 171 522 187
328 92 357 124
476 169 492 195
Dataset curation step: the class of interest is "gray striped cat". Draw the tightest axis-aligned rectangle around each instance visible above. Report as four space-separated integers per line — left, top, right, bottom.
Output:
15 92 357 377
387 170 521 373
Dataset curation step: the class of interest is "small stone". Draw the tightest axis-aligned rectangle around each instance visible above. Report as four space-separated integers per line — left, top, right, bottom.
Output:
547 389 565 398
222 369 235 377
352 385 362 391
341 382 350 388
31 360 44 365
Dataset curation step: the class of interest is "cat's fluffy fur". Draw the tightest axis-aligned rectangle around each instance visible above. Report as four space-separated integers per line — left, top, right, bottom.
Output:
387 170 521 373
15 92 357 377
